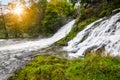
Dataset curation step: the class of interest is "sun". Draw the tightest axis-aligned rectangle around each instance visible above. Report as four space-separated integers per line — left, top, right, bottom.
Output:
13 6 23 15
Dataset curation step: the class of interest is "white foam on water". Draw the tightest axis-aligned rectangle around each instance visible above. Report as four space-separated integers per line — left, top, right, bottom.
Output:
64 12 120 58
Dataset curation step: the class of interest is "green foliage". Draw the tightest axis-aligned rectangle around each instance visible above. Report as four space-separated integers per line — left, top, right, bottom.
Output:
8 55 70 80
41 0 75 35
81 0 91 4
67 53 120 80
1 0 73 38
8 53 120 80
0 0 48 38
0 20 7 38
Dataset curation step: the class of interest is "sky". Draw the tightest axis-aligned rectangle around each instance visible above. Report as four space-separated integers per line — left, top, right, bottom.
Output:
0 0 50 5
0 0 11 5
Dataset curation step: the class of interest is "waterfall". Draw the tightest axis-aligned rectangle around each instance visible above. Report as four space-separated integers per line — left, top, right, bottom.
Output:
64 12 120 58
0 20 75 80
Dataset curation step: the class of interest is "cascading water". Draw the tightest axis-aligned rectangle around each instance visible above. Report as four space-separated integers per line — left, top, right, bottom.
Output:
0 20 75 80
64 12 120 58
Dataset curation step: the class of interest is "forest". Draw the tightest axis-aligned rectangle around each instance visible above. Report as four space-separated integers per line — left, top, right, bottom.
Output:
0 0 75 38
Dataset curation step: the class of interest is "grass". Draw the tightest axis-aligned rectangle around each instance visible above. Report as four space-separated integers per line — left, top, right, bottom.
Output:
8 53 120 80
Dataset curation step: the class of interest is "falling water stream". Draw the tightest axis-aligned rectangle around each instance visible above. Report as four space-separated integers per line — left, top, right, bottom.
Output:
64 12 120 58
0 20 75 80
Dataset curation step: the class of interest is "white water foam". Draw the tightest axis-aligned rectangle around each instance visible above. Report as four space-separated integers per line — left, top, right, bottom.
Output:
64 12 120 58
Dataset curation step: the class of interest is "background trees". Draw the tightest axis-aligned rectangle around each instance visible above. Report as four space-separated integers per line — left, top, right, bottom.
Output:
41 0 74 35
0 0 75 38
1 0 46 38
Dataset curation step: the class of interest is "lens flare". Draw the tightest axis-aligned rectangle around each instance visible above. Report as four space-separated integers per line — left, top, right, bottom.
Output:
13 6 23 15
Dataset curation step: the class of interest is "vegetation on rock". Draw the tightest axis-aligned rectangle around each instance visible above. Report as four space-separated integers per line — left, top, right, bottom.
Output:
8 53 120 80
56 0 120 46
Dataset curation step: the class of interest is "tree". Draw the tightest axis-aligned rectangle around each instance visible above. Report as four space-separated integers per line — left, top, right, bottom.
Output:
41 0 74 35
70 0 79 6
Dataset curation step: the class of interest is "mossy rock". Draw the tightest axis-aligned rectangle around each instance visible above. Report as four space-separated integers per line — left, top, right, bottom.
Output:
8 53 120 80
56 17 98 46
